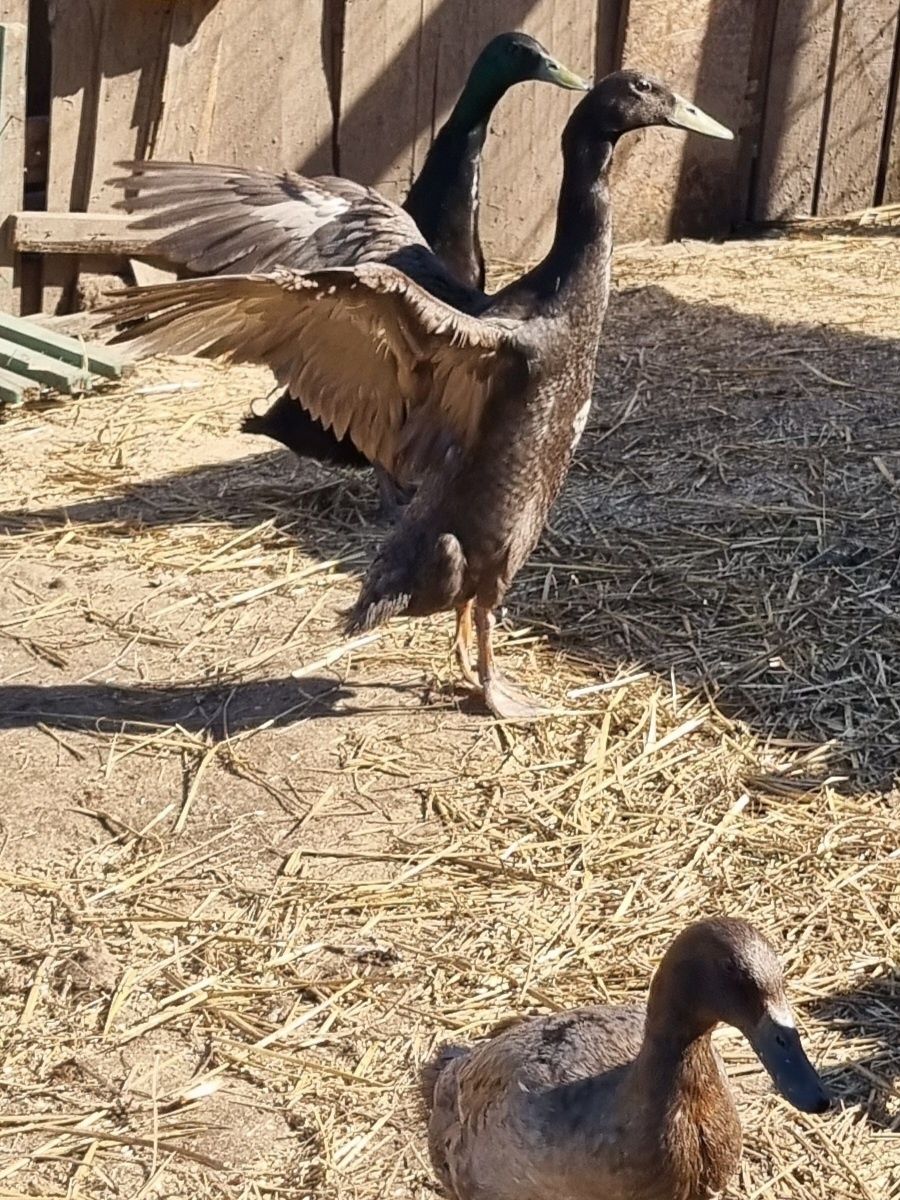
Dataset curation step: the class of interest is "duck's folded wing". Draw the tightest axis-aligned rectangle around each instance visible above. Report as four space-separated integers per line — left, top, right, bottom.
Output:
111 161 429 275
101 262 523 478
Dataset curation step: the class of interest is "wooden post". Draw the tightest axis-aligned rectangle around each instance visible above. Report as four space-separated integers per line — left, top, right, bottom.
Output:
0 22 26 314
752 0 839 221
816 0 899 215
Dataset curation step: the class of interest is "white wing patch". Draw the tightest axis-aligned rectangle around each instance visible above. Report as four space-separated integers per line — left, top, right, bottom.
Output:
264 195 350 236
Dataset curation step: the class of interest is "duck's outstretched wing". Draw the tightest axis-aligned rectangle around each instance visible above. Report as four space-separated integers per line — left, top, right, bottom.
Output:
111 161 434 276
100 263 524 479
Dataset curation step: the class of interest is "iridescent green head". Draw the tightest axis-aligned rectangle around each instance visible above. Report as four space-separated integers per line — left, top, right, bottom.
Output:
475 31 589 92
450 31 588 130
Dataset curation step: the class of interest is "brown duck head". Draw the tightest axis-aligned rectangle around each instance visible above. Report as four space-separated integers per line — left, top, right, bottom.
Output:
562 69 733 153
645 917 830 1114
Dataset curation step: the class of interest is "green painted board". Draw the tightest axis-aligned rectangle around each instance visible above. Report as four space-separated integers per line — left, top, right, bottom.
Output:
0 335 93 393
0 312 132 379
0 364 38 406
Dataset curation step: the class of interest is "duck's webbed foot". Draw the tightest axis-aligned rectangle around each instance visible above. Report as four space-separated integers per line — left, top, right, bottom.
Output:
474 605 551 720
482 672 552 720
375 466 416 523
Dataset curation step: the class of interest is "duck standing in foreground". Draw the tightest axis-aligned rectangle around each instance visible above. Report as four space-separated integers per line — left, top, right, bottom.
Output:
101 71 732 719
424 918 830 1200
113 33 588 513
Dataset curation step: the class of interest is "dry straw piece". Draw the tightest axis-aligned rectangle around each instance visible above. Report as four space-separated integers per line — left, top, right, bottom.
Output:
0 229 899 1198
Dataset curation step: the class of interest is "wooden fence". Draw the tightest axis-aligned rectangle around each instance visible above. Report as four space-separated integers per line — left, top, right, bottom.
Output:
2 0 900 315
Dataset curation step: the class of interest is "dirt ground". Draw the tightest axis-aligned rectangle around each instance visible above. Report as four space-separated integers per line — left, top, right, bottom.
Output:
1 232 899 1199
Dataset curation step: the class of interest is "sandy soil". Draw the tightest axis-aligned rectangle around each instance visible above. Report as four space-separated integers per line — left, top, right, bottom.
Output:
1 233 899 1198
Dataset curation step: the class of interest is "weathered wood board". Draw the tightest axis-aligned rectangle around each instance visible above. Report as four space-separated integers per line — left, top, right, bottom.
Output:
611 0 758 243
10 210 171 255
155 0 334 174
752 0 840 221
0 22 26 314
817 0 899 215
43 0 332 311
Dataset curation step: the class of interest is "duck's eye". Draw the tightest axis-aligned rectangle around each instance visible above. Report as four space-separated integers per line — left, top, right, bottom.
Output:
633 78 652 93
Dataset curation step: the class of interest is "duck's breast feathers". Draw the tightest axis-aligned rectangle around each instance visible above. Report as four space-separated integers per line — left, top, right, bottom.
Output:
100 262 526 480
110 159 431 276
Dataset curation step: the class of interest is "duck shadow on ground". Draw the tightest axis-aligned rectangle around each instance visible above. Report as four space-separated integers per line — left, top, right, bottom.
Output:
812 973 900 1129
2 283 899 787
0 675 343 739
0 673 451 741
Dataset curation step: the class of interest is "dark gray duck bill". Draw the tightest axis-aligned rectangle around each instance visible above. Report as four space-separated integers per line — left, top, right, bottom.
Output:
749 1015 831 1114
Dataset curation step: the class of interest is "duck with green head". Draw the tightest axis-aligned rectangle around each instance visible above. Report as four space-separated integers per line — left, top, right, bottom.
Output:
404 30 588 290
115 32 588 510
103 69 734 719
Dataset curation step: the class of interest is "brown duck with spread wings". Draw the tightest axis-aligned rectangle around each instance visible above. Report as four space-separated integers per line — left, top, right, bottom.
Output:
113 33 588 513
423 918 829 1200
103 71 732 719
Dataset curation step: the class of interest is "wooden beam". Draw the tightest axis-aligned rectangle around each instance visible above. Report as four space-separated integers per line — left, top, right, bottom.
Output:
9 211 171 256
0 333 94 392
0 363 39 406
0 22 27 314
0 311 132 379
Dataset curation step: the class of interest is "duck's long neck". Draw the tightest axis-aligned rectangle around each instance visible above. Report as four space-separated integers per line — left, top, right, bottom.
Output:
629 976 722 1095
504 129 615 318
603 993 740 1193
403 72 505 290
628 1023 723 1104
536 135 615 303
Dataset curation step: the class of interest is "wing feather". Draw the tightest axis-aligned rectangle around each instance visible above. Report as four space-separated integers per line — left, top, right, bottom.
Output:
101 263 524 478
111 160 429 274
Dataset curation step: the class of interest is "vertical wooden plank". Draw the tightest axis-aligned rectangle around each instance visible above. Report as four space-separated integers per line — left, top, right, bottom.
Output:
83 0 177 209
816 1 898 216
738 0 780 227
0 22 27 314
611 0 757 243
752 0 839 221
44 0 105 311
337 0 430 204
882 47 900 204
156 0 333 174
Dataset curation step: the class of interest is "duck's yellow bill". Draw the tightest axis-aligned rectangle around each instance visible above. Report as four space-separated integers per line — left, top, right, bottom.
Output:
540 59 590 91
669 94 733 140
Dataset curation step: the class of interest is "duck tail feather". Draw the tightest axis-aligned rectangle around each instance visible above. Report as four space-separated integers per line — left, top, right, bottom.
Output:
420 1043 468 1111
240 412 270 437
343 591 410 635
